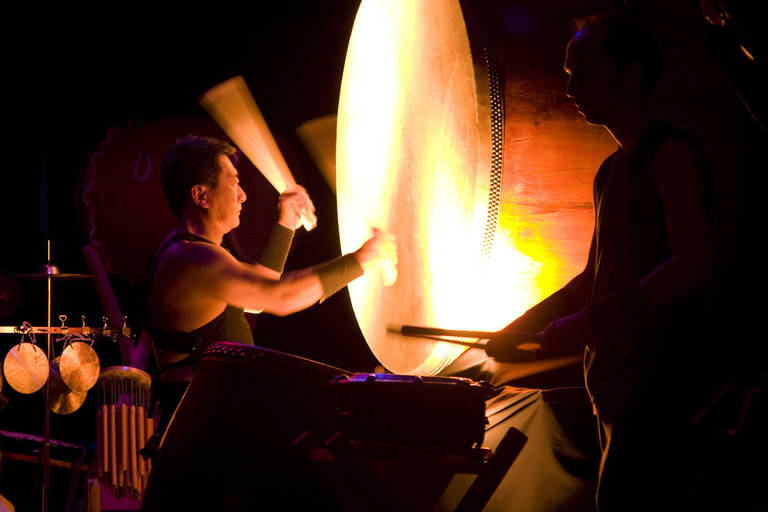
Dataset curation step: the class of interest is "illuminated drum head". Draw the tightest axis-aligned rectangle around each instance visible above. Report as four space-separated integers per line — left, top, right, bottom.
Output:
337 0 498 375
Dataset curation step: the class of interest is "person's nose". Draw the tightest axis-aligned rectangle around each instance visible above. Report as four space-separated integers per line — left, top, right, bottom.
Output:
238 184 247 203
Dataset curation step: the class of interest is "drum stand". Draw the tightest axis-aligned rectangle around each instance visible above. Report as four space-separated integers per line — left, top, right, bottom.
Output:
305 427 527 512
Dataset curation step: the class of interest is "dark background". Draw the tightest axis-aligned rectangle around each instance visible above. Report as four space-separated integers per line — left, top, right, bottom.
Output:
0 3 374 507
0 0 764 508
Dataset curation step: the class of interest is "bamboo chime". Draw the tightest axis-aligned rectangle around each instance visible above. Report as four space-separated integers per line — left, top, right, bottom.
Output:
96 366 153 498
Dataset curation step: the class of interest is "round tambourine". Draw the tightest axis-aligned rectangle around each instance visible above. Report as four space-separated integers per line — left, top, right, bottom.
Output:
60 340 100 392
3 342 49 394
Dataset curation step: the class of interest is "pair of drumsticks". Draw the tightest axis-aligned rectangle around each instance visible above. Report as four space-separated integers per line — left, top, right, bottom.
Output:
200 76 397 286
201 77 552 358
200 76 317 231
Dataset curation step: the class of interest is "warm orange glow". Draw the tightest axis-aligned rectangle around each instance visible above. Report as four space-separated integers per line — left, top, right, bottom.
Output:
500 120 615 305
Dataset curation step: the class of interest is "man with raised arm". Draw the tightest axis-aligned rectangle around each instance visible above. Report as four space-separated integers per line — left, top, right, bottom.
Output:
141 135 396 437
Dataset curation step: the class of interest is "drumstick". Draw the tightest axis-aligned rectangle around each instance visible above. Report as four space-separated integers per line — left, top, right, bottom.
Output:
400 325 541 344
296 115 397 286
397 325 542 351
200 75 317 231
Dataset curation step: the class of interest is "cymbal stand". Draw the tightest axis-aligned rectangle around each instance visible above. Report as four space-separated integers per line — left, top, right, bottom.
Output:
0 241 130 512
42 239 53 512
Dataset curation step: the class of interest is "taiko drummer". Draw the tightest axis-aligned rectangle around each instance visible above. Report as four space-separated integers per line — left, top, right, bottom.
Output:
135 135 396 443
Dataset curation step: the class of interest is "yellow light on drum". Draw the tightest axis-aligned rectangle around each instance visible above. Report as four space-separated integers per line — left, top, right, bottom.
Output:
338 0 496 375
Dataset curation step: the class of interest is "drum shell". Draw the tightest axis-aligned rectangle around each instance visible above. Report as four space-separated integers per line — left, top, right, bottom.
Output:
159 342 349 446
141 342 351 510
328 373 489 449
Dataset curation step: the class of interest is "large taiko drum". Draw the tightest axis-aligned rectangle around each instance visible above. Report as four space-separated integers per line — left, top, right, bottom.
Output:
336 0 615 375
96 366 152 499
140 342 493 510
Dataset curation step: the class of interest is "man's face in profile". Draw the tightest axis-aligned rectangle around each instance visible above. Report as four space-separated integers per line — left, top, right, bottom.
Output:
564 26 622 126
206 155 247 233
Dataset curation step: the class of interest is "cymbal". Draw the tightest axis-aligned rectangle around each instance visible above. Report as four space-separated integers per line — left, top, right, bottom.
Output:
49 357 87 415
60 341 100 391
3 343 49 394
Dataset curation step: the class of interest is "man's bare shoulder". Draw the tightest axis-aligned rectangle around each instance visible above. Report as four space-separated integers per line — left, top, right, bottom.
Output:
160 239 233 268
153 239 241 290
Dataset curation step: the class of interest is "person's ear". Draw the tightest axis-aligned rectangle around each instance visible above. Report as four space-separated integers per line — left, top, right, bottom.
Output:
191 184 210 208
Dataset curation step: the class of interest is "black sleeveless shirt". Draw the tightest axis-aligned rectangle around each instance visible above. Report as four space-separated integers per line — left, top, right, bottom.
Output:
591 122 714 302
144 232 254 370
585 123 717 419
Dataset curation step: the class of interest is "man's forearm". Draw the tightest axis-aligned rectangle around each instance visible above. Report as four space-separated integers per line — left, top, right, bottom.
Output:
503 274 588 333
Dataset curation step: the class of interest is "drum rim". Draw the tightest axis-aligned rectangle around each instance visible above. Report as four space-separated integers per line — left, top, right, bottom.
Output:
99 365 152 383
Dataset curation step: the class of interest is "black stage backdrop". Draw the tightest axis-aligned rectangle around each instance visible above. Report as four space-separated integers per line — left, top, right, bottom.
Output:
0 0 370 450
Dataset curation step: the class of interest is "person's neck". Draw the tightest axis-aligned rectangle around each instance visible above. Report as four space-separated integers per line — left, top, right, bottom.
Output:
603 103 655 153
175 217 224 245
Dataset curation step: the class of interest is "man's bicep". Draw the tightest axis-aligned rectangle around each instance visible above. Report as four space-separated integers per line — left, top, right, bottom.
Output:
200 254 273 309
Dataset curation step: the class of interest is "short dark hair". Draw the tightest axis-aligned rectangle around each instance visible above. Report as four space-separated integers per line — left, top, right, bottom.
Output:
577 14 662 97
161 135 237 215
